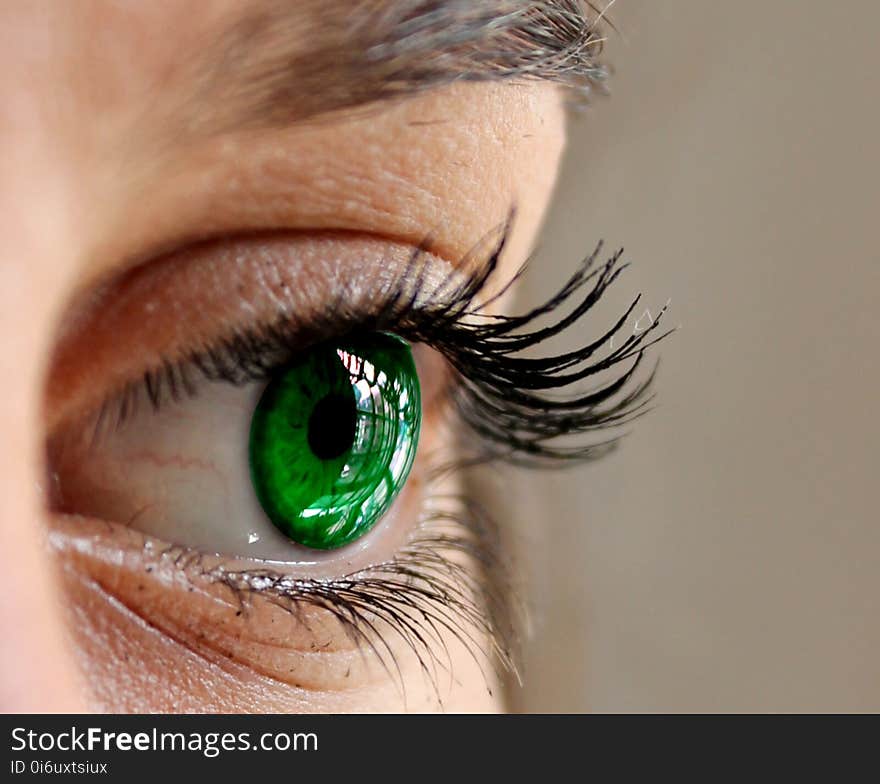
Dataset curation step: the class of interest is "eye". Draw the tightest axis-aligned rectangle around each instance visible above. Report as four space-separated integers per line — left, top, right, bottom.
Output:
49 327 435 565
249 333 420 550
45 229 666 694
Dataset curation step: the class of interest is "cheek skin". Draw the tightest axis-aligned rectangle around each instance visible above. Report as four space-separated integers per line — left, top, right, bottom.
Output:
8 82 567 713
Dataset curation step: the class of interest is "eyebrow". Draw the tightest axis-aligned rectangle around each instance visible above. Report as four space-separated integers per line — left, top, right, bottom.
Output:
190 0 609 132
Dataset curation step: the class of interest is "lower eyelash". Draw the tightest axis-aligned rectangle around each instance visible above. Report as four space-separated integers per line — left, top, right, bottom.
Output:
159 488 517 702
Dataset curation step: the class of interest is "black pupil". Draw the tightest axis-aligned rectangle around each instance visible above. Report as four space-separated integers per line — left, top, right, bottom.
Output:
307 392 357 460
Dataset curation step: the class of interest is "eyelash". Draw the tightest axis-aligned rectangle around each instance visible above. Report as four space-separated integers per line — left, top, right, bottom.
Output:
101 227 669 457
72 223 670 691
176 492 517 702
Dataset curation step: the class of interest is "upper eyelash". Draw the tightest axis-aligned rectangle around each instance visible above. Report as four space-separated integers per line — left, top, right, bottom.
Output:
400 235 671 466
98 221 671 466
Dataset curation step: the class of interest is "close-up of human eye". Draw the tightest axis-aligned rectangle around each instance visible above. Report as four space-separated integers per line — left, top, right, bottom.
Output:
41 217 665 711
0 0 632 717
3 0 878 764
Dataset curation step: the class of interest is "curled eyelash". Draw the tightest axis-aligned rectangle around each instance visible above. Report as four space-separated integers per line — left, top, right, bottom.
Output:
393 231 672 466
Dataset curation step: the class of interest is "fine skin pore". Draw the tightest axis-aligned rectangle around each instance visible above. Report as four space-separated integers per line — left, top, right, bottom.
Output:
0 2 567 712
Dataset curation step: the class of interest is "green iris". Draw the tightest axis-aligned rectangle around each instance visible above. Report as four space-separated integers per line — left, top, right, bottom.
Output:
248 333 421 550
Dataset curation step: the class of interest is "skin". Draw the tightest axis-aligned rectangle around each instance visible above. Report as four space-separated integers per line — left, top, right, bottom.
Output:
0 1 566 713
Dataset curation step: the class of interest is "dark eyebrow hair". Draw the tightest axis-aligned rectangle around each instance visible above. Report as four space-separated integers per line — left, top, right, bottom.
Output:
195 0 609 130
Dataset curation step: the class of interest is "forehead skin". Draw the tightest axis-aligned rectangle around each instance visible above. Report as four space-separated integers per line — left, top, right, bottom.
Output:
0 1 566 711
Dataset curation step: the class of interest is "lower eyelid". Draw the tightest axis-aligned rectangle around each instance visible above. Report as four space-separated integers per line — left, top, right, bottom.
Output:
48 447 512 699
50 515 388 692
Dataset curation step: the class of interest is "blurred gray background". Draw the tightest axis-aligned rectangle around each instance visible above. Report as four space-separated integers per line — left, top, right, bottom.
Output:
508 0 879 711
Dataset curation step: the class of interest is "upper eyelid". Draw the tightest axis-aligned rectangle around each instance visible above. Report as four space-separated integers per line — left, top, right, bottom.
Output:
47 239 492 446
43 232 468 434
62 238 670 471
46 216 508 440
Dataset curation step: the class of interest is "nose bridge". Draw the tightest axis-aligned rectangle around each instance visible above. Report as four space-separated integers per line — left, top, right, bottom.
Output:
0 11 88 712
